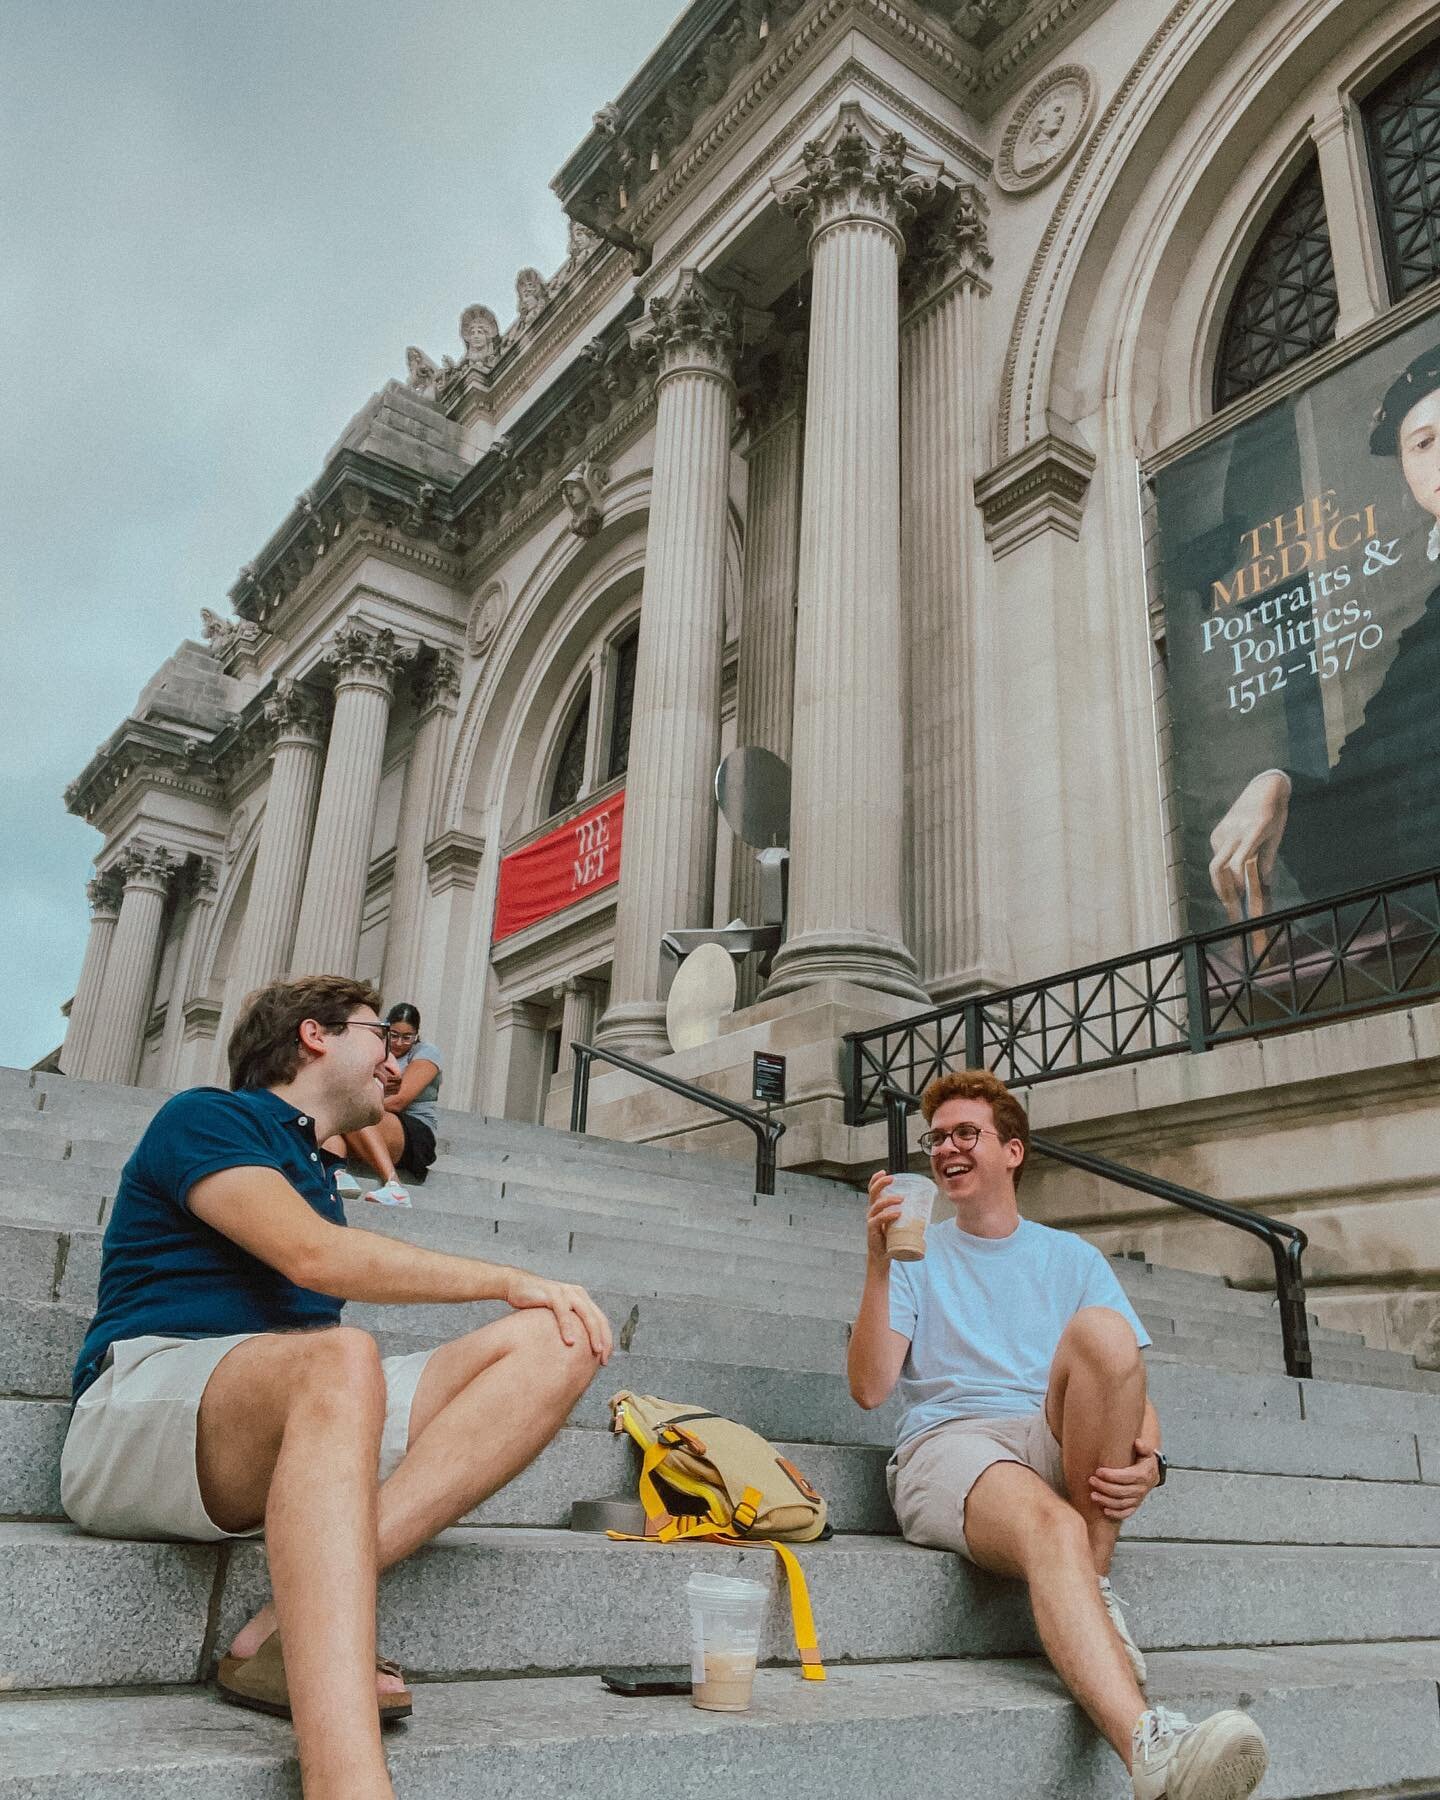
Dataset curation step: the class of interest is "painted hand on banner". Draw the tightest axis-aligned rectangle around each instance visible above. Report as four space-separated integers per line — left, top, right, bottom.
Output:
1208 770 1291 921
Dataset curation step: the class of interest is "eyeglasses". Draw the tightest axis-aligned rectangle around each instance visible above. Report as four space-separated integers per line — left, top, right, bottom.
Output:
919 1124 1002 1153
337 1020 399 1050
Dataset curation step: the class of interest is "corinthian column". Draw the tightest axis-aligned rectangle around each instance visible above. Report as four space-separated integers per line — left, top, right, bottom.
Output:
901 189 1006 1000
85 844 176 1085
213 680 327 1068
383 649 460 1002
731 344 804 940
291 626 401 977
595 270 739 1060
61 870 124 1075
764 104 937 1001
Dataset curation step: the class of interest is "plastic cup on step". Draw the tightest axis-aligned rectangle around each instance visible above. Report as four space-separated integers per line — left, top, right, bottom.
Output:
686 1571 768 1712
885 1173 938 1262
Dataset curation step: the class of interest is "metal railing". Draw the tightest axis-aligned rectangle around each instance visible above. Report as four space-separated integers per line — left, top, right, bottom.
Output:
881 1087 1313 1379
845 865 1440 1122
569 1041 785 1195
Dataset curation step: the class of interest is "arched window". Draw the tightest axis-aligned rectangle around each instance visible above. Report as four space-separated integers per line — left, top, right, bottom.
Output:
546 684 590 818
606 629 639 780
1364 37 1440 301
1214 160 1339 410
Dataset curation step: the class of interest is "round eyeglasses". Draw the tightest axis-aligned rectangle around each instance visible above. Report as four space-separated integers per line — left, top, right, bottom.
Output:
918 1123 1002 1154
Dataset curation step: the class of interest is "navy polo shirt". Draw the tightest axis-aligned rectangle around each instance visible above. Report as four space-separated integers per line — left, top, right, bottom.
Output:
72 1086 348 1400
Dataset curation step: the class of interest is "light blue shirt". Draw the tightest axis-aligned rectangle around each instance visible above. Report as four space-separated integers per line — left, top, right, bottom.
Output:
887 1216 1151 1450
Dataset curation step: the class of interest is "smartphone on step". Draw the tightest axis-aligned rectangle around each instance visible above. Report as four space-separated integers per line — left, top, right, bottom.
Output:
599 1665 692 1696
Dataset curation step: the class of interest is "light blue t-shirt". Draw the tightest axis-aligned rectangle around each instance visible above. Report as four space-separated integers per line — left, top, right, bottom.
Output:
395 1040 444 1132
887 1217 1151 1450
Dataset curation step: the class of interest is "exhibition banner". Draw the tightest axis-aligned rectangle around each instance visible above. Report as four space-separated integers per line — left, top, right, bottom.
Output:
493 787 624 943
1154 306 1440 928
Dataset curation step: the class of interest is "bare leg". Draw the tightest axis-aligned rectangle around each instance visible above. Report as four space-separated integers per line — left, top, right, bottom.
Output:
322 1114 406 1183
963 1462 1145 1762
195 1328 393 1800
1044 1306 1147 1576
230 1312 600 1683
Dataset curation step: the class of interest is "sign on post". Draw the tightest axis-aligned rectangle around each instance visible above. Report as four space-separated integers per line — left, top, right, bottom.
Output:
752 1050 786 1106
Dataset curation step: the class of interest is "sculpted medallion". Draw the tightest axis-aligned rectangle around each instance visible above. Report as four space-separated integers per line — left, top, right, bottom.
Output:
996 65 1096 194
468 581 507 657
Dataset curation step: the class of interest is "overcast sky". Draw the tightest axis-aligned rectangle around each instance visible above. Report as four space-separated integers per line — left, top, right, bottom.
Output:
2 0 682 1070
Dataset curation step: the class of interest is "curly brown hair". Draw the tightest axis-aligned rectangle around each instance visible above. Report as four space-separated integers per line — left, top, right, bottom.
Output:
227 975 383 1092
919 1068 1030 1188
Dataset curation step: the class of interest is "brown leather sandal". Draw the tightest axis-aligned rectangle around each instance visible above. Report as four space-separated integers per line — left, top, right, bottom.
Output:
216 1630 414 1723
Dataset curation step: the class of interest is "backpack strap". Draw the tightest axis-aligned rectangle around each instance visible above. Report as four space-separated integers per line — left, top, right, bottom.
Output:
603 1527 826 1681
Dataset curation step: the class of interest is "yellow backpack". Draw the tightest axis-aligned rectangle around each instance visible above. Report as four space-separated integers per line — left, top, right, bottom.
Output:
608 1390 828 1681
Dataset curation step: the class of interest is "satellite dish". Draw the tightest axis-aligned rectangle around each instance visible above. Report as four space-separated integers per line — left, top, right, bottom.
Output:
665 942 737 1053
715 746 791 849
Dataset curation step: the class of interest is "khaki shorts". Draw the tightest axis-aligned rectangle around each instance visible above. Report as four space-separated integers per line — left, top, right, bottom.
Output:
61 1332 436 1542
887 1411 1066 1561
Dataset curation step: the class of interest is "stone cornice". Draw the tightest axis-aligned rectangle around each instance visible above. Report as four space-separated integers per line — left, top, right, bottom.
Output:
65 720 224 828
556 0 1071 245
973 432 1096 557
461 384 658 586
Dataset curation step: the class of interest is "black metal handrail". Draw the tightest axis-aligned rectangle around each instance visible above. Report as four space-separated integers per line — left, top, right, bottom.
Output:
844 864 1440 1123
882 1087 1312 1379
569 1041 785 1195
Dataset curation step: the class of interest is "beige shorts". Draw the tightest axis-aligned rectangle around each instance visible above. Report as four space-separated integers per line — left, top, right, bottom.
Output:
61 1331 436 1542
887 1411 1066 1561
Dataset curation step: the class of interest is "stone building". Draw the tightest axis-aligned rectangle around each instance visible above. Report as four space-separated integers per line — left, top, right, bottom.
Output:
61 0 1440 1362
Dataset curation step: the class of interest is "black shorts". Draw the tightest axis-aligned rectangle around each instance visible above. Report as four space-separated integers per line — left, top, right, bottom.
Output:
396 1111 436 1183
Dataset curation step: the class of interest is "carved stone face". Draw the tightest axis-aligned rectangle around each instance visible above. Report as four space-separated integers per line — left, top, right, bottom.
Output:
1014 95 1072 172
460 306 499 359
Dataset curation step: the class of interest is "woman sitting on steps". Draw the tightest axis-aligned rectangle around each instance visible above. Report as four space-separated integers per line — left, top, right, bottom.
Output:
326 1002 443 1206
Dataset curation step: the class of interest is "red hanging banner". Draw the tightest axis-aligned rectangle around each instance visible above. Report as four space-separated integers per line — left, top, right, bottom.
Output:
493 787 625 943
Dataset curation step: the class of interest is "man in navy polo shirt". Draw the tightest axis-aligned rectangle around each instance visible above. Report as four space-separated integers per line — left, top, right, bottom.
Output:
62 974 611 1800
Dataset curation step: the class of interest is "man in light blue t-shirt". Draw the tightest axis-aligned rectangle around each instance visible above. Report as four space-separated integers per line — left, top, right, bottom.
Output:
848 1069 1267 1800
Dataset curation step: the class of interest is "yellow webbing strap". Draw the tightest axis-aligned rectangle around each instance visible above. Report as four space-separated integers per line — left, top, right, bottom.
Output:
603 1526 826 1681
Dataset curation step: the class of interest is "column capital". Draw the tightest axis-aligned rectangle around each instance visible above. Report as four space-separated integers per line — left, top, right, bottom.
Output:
631 269 740 383
114 841 177 895
182 856 221 904
903 185 993 310
324 622 402 697
772 103 942 253
263 677 328 746
87 869 125 917
412 646 462 716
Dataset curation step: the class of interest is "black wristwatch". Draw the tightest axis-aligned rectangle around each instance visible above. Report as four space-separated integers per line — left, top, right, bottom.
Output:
1151 1450 1168 1488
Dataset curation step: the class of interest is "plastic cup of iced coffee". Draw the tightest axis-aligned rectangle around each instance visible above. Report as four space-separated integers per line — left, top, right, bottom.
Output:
687 1570 768 1712
885 1173 938 1262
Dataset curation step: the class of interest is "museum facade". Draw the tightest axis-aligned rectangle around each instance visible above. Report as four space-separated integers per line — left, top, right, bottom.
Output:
60 0 1440 1363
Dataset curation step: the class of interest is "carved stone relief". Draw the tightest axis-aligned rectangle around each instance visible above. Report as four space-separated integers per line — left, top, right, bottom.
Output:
996 65 1096 195
468 581 508 658
560 456 609 538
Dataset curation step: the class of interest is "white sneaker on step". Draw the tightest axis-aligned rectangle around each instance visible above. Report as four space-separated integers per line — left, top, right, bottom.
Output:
1131 1706 1268 1800
333 1169 362 1197
367 1180 412 1208
1099 1575 1147 1687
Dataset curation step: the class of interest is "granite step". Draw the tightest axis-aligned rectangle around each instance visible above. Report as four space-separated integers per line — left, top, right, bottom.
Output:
4 1396 1437 1543
4 1643 1438 1800
5 1520 1440 1692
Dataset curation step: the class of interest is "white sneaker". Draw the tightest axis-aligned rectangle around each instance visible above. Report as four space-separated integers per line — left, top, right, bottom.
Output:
1131 1706 1268 1800
333 1169 362 1197
1100 1575 1147 1687
367 1180 412 1208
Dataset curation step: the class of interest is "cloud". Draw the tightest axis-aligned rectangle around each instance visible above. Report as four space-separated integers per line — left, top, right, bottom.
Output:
3 0 681 1068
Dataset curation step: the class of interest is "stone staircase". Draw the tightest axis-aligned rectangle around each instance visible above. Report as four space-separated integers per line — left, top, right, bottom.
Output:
2 1064 1439 1797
